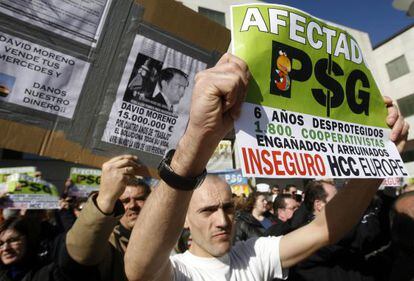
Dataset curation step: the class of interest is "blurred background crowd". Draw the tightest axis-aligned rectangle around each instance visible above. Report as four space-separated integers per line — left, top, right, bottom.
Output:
0 167 413 281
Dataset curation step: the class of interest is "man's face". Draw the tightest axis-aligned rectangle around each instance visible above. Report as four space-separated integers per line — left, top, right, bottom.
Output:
277 198 299 222
0 229 26 265
161 74 188 105
186 176 235 258
271 187 279 195
119 185 149 230
254 195 268 214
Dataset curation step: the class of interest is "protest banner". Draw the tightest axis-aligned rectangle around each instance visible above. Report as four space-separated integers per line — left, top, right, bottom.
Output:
0 0 112 47
69 167 101 197
0 32 90 118
211 169 251 196
231 3 408 178
0 173 59 209
0 166 37 193
0 166 37 183
101 35 206 156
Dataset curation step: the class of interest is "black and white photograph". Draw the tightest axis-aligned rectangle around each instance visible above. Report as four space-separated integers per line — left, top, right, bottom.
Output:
102 34 206 156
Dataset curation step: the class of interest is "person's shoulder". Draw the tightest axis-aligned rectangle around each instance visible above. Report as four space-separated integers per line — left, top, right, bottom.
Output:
231 236 282 255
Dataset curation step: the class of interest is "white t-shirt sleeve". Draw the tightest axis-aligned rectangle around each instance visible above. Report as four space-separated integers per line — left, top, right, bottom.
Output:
235 236 288 280
170 256 191 281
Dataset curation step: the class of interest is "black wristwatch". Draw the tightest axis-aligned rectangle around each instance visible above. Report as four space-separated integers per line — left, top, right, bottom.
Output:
158 149 207 190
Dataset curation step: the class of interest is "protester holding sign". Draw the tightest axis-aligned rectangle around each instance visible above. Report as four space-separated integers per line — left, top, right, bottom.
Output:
65 156 151 281
232 4 409 179
123 50 408 281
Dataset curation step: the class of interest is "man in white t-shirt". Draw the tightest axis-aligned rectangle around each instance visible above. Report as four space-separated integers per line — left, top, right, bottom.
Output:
122 53 409 281
170 175 287 281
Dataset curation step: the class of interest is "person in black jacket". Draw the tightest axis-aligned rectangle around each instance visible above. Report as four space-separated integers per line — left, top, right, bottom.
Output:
287 180 393 281
366 190 414 281
265 194 299 237
0 216 97 281
233 191 275 242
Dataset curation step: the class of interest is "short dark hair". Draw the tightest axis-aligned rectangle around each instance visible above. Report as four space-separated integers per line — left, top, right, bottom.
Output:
158 68 188 88
284 184 297 192
244 191 267 213
303 180 328 212
126 178 151 198
273 194 294 210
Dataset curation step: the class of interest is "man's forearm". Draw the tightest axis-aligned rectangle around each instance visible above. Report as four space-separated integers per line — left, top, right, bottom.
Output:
66 195 119 265
124 132 217 281
315 178 382 244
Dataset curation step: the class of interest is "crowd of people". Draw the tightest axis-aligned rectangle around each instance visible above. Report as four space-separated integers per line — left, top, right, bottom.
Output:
0 53 411 281
1 174 413 281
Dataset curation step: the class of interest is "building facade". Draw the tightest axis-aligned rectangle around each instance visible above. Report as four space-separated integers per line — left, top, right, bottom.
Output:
371 24 414 176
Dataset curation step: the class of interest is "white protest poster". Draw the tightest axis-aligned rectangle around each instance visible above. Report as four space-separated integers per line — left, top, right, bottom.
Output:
0 173 59 209
0 0 112 47
102 34 206 156
231 4 408 178
0 32 90 118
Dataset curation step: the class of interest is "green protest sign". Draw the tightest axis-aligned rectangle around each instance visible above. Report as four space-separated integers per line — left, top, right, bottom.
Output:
69 167 101 197
232 4 408 178
0 166 37 183
1 173 59 209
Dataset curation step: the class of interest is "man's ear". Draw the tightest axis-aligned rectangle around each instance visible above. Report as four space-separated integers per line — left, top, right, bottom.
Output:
160 80 167 90
314 199 323 213
184 215 189 229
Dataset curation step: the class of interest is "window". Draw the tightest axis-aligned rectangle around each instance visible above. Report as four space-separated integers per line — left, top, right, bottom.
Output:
397 93 414 117
198 7 225 26
386 55 410 81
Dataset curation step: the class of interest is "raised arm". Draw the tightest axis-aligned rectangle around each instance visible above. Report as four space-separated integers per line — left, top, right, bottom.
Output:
279 96 409 268
66 155 141 265
124 53 250 281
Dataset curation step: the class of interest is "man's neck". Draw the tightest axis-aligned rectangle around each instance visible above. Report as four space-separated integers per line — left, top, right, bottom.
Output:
189 243 214 258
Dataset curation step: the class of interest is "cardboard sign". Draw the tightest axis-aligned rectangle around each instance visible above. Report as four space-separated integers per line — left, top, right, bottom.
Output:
231 3 408 178
0 32 90 118
0 174 59 209
69 167 101 197
0 166 36 183
102 35 206 156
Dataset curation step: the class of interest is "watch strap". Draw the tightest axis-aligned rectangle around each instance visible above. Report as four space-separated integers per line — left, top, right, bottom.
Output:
158 149 207 190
